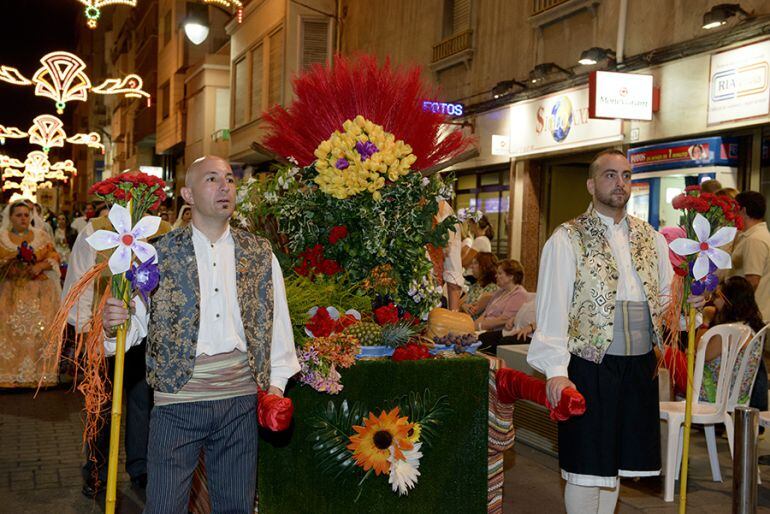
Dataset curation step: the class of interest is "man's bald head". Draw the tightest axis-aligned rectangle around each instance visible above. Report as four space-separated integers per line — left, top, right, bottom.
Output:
185 156 232 187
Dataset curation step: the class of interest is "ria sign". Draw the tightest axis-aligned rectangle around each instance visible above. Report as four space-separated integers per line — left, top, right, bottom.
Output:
421 100 464 116
588 71 655 121
707 40 770 125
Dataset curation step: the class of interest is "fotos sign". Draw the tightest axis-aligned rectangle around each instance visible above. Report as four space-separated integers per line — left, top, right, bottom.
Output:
707 40 770 125
589 71 654 120
508 86 622 157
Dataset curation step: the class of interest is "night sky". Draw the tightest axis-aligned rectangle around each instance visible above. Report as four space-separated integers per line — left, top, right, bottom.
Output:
0 0 80 158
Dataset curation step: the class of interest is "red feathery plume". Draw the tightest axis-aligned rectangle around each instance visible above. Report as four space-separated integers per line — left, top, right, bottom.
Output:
261 55 474 170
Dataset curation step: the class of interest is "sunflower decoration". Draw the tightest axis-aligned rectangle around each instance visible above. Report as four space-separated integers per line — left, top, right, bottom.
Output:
308 390 450 498
347 406 414 476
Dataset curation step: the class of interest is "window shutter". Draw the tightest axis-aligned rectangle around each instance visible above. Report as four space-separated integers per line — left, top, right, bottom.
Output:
301 19 329 70
250 45 263 120
453 0 471 33
233 57 248 126
268 28 284 107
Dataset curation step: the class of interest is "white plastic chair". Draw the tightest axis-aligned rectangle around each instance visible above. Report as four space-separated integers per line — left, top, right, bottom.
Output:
726 324 770 416
659 323 753 502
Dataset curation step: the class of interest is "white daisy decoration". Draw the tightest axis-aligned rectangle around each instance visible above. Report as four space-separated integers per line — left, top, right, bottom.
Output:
668 213 736 280
86 204 161 275
387 442 422 496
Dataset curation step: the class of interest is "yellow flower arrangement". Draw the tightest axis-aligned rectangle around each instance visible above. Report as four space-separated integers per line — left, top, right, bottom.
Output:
313 115 417 201
347 406 414 476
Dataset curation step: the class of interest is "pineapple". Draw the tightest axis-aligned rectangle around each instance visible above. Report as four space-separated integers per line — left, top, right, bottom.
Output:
344 322 383 346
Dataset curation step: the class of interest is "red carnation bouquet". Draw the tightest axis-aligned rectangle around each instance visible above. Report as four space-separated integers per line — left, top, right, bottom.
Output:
88 170 167 222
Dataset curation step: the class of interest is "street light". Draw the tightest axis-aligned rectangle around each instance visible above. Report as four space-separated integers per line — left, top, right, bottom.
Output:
702 3 750 29
184 19 210 45
528 63 573 84
491 79 526 99
578 47 616 66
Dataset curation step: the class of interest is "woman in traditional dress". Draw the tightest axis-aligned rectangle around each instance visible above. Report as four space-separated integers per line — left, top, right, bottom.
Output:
0 201 61 388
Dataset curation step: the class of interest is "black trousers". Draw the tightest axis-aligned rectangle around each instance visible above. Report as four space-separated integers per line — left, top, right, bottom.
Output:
83 340 152 482
478 329 529 355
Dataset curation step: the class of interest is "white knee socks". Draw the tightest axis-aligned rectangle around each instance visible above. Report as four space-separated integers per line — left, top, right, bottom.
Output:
564 482 620 514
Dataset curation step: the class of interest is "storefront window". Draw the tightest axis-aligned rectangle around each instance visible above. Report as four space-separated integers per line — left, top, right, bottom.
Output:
452 166 510 258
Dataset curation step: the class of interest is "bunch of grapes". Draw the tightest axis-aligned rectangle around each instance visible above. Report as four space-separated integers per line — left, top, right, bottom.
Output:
432 332 478 354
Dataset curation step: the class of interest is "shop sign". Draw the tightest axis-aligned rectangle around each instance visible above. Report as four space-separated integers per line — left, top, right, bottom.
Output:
421 100 464 116
588 71 655 121
508 86 622 157
628 136 739 173
707 40 770 125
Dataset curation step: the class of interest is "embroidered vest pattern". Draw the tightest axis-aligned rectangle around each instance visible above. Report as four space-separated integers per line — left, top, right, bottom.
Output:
146 225 274 393
561 208 662 363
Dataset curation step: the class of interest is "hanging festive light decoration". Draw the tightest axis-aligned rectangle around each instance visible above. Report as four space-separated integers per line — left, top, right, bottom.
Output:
32 52 92 114
24 150 52 182
66 132 105 153
27 115 67 152
78 0 137 29
0 154 24 168
0 65 32 86
204 0 244 22
0 51 152 113
92 74 151 106
0 125 28 145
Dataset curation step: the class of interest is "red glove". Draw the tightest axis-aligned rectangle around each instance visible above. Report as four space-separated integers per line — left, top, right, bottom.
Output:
496 368 586 422
257 390 294 431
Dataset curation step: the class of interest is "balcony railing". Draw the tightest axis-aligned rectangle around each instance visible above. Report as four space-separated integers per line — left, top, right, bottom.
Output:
530 0 571 16
432 29 473 64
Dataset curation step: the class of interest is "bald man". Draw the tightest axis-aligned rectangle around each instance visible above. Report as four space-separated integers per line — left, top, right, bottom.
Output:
103 156 300 513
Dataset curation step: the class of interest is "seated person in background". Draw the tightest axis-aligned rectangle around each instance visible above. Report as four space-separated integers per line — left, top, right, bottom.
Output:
460 252 498 315
663 276 768 411
473 259 529 332
479 297 536 353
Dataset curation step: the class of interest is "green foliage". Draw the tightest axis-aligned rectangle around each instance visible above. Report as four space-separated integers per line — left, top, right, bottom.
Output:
284 275 372 342
380 321 422 348
387 389 451 449
237 167 457 317
307 399 368 479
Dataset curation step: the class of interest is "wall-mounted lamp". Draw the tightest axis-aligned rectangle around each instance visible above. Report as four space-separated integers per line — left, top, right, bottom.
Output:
702 3 750 29
491 79 527 99
578 47 616 66
529 63 573 84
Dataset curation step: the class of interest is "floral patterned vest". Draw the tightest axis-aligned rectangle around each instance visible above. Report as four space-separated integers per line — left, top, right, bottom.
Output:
561 207 662 364
146 225 274 393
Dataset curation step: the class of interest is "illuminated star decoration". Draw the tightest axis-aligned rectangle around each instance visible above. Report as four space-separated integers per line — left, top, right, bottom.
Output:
0 51 152 113
27 115 67 152
78 0 137 29
0 125 28 145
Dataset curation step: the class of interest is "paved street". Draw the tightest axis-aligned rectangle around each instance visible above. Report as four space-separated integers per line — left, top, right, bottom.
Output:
3 386 770 513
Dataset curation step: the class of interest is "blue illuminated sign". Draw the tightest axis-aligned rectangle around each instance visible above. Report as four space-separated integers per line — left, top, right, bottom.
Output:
422 100 464 116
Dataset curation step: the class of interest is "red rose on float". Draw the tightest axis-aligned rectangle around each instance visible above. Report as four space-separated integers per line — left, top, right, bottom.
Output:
335 313 358 332
373 303 399 326
319 259 341 276
306 307 336 338
391 343 432 362
328 225 348 245
684 185 702 193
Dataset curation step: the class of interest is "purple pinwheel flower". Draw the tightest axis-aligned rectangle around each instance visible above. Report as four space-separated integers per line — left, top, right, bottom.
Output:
335 157 349 170
355 141 378 161
126 256 160 303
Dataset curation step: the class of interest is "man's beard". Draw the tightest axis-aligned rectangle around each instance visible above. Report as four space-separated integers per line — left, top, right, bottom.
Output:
596 189 630 209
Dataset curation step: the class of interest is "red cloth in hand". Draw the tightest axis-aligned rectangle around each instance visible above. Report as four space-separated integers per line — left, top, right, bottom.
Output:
496 368 586 422
257 390 294 431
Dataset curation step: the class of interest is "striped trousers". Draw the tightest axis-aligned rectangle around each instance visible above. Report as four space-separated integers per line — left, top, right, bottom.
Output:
144 394 258 514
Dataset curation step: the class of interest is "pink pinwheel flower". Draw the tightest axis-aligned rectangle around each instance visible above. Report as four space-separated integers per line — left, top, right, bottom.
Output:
668 213 736 280
86 204 161 275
